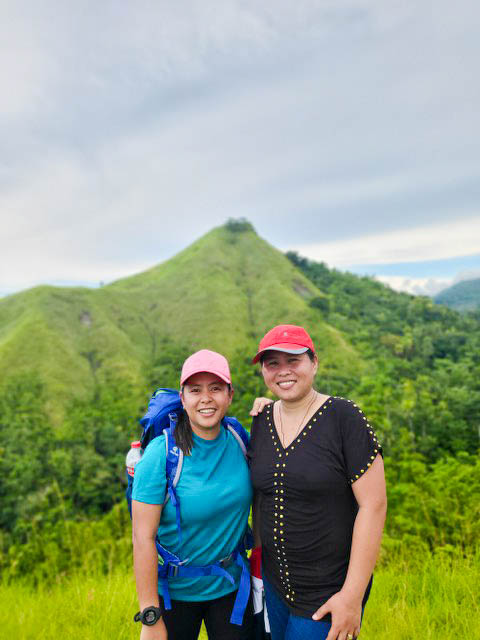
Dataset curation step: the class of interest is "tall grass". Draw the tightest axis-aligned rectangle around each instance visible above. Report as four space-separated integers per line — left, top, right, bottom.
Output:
362 550 479 639
1 550 478 639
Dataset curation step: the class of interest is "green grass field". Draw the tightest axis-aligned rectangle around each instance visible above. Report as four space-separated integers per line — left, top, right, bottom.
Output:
1 552 478 639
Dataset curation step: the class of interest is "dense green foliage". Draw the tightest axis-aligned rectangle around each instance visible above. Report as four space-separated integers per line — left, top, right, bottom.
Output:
434 276 480 311
1 223 479 594
287 251 480 461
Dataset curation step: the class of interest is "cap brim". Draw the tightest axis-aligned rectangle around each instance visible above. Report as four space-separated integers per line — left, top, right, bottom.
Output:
251 345 309 364
181 368 231 385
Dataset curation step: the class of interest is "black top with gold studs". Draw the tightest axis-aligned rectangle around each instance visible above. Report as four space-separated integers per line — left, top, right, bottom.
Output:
248 396 382 619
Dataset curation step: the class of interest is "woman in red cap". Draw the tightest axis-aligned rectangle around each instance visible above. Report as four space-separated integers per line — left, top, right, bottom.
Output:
248 325 387 640
132 349 256 640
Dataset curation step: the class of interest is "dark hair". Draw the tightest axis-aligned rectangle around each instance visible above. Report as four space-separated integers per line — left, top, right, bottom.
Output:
259 348 316 364
175 409 194 456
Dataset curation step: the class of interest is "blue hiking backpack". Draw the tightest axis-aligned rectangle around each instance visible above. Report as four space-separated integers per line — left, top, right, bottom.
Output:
126 388 252 626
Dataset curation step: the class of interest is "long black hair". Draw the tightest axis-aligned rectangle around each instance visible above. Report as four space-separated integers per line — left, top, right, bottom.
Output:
175 409 194 456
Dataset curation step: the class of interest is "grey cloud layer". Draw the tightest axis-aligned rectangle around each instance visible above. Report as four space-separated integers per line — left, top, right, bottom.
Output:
1 1 479 293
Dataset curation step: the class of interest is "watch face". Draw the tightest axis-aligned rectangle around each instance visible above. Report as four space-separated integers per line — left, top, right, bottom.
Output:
145 611 156 624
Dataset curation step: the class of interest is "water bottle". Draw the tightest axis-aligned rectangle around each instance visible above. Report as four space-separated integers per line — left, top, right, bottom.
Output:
126 441 143 477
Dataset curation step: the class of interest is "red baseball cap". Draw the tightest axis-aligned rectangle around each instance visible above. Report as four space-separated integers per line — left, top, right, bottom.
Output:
252 324 315 364
180 349 232 385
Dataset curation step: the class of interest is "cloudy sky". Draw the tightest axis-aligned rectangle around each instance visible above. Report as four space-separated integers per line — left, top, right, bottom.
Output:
1 0 479 297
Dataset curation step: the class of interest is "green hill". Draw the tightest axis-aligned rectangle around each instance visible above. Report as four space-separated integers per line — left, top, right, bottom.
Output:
434 277 480 311
0 221 360 419
1 220 479 572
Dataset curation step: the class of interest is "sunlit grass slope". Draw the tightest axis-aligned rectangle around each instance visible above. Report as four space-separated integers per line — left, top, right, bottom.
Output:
0 285 146 419
0 222 363 418
108 223 321 350
1 552 478 639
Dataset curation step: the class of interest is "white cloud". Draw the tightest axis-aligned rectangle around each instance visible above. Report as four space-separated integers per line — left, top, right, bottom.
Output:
375 276 452 297
376 267 480 297
287 216 480 267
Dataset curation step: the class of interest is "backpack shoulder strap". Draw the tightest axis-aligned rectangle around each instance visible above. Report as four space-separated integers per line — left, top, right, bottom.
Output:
163 416 184 544
163 419 184 503
223 417 248 458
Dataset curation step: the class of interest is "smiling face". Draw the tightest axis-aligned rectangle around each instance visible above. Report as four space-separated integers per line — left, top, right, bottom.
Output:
261 350 318 403
180 372 233 439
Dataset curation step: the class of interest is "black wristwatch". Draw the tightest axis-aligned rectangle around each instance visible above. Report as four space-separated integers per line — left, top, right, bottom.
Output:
134 606 163 626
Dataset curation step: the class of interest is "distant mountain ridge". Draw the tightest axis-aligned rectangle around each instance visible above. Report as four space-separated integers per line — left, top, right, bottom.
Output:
434 277 480 311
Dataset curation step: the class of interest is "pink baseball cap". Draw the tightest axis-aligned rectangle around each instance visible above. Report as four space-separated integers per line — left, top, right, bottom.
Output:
180 349 232 385
252 324 315 364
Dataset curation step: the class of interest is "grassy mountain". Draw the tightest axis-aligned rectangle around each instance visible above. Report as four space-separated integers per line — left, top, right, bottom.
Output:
2 220 479 570
0 221 361 419
434 277 480 311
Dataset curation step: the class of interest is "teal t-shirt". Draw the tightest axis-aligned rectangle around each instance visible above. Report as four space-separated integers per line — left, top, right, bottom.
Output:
132 427 253 601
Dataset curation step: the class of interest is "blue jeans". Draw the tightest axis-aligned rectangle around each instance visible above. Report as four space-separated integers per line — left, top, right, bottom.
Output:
263 576 332 640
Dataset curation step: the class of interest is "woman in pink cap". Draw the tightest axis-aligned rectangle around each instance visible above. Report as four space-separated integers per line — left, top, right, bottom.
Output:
132 349 256 640
248 325 387 640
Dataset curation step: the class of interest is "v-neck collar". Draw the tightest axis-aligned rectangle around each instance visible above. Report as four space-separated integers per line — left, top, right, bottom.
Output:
266 395 334 451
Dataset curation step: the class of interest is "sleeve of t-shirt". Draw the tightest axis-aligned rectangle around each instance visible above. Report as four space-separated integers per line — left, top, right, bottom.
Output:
339 399 383 485
132 435 167 504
